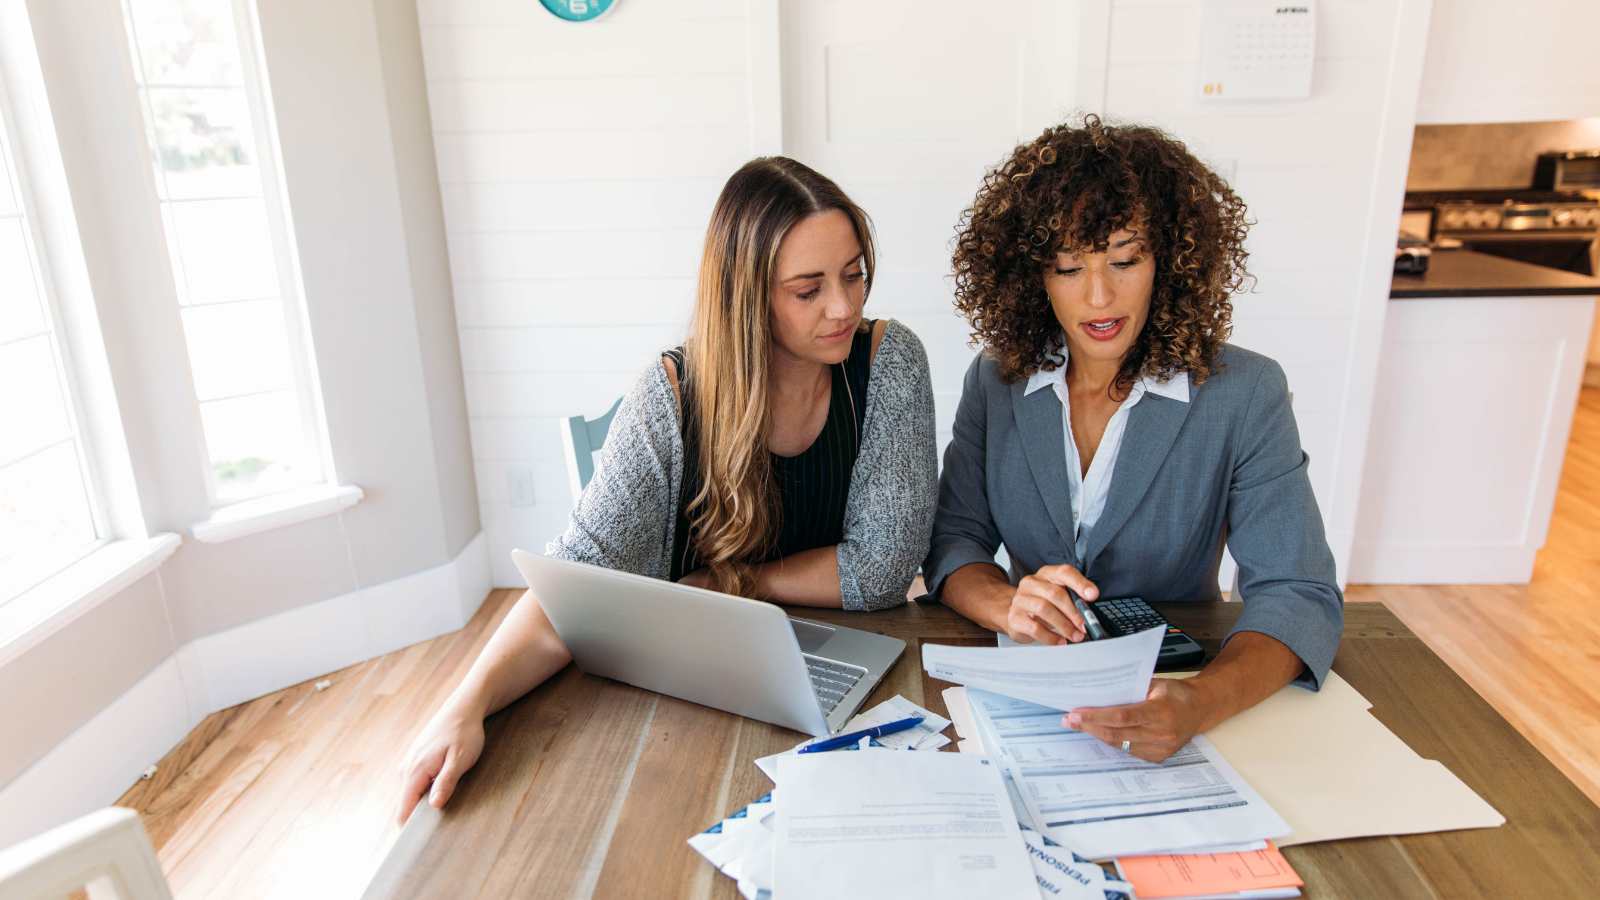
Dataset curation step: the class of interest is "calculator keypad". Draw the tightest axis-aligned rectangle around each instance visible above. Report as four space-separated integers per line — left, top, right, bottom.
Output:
1095 597 1167 637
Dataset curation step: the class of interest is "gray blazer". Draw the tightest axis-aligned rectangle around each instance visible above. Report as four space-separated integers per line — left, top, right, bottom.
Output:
924 344 1343 688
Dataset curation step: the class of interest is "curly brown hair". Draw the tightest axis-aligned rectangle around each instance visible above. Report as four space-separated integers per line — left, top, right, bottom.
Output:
952 115 1252 387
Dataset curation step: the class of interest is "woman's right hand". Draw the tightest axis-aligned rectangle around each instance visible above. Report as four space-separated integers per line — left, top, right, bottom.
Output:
1001 564 1098 645
396 705 486 825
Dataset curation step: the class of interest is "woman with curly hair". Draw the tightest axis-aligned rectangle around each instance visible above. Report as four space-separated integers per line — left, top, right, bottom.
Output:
925 116 1342 762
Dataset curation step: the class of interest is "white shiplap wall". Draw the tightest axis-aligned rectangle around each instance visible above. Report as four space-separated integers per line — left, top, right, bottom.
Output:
422 0 1426 587
417 0 757 584
1097 0 1428 582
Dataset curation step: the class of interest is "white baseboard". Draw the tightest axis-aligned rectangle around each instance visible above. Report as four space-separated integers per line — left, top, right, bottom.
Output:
0 657 190 849
180 531 490 714
452 530 493 625
0 531 492 850
1347 542 1537 584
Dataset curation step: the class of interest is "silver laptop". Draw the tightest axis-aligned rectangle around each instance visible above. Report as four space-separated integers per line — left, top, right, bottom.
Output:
511 550 904 737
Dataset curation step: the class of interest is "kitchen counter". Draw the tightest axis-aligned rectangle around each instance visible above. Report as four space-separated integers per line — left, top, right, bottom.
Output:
1392 248 1600 298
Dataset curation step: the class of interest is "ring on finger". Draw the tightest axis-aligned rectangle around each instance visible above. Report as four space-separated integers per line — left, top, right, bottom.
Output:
1120 739 1132 753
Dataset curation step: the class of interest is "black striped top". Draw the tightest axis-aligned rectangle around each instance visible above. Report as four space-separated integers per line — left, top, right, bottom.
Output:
665 324 874 582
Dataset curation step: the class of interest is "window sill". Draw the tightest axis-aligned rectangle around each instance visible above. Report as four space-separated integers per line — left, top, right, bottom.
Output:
191 483 364 544
0 533 182 667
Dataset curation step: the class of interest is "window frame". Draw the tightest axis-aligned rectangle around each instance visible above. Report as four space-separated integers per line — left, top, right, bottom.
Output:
0 51 113 603
121 0 336 509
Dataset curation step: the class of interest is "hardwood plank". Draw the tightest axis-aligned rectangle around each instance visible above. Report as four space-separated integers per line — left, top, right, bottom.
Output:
112 589 524 899
383 669 659 899
592 697 740 898
474 681 657 900
1285 837 1440 900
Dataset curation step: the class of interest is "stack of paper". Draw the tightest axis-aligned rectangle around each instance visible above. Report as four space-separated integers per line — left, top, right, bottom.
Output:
688 694 1138 899
962 686 1290 858
688 790 779 899
1114 843 1303 900
689 695 953 900
1022 828 1136 899
773 749 1040 899
924 631 1291 860
942 666 1504 853
691 736 1138 899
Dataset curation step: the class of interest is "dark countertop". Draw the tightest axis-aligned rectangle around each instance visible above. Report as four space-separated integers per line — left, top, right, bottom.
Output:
1392 248 1600 298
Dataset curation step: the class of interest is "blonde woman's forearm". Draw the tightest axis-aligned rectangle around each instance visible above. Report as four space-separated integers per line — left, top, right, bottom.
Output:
751 545 843 608
446 589 573 720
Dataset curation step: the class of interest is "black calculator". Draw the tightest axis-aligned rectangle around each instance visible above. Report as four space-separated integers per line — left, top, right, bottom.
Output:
1093 596 1206 671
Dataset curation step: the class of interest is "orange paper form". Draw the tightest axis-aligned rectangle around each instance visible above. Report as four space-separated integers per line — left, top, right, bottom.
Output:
1116 843 1303 899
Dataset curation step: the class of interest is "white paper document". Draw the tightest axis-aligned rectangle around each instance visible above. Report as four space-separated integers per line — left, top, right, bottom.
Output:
689 790 777 899
966 687 1289 859
946 671 1504 851
922 625 1164 712
1022 829 1137 899
753 695 952 781
773 750 1039 900
848 694 953 750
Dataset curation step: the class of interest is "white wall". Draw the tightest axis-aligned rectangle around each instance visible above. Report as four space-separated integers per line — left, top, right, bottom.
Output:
1094 0 1430 582
1415 0 1600 125
431 0 1429 588
776 0 1083 473
416 0 757 586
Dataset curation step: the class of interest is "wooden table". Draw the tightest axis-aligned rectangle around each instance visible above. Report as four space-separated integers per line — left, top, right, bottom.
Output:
364 602 1600 898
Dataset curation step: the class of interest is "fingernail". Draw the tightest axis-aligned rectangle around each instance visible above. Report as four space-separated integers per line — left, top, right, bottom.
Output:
1085 586 1098 599
1066 713 1081 728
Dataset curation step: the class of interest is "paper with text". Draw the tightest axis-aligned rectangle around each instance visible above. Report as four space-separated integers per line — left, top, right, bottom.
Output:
773 750 1038 899
923 625 1164 712
966 687 1289 859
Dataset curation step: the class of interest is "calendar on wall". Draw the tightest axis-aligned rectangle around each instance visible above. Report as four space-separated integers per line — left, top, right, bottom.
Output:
1197 0 1317 101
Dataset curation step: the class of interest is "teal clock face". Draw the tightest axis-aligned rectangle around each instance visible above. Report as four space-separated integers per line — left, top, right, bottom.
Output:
538 0 615 21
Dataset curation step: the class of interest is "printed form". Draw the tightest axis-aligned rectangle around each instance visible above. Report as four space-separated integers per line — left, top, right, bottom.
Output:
922 625 1165 711
773 750 1039 900
967 688 1288 859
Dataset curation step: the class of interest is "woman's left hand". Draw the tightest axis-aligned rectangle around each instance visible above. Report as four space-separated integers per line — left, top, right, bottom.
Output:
1065 678 1212 763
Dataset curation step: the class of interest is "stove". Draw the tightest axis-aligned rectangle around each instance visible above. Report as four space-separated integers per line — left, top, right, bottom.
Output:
1404 188 1600 275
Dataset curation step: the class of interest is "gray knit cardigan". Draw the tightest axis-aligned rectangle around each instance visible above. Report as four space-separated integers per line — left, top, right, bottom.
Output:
547 319 938 611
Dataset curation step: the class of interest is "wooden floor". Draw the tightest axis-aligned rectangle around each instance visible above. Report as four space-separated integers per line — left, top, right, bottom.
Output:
115 588 522 899
114 389 1600 898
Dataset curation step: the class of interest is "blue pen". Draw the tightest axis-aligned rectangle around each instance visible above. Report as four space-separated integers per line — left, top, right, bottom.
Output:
797 716 925 754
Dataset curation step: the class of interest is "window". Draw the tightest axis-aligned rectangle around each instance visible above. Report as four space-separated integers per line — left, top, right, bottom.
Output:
123 0 329 505
0 87 103 604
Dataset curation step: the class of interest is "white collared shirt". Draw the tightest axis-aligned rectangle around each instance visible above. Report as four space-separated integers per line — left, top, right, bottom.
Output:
1023 343 1190 562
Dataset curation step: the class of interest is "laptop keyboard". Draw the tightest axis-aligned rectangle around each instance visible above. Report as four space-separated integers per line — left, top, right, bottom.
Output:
804 655 865 715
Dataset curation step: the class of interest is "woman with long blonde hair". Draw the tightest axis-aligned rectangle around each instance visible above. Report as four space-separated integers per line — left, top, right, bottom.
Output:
396 157 937 822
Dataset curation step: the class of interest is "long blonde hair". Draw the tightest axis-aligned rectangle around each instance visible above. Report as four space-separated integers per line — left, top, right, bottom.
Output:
683 157 876 597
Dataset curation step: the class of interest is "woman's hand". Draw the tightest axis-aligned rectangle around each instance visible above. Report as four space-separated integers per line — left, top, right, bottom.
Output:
1002 564 1098 645
1066 677 1210 763
396 705 486 825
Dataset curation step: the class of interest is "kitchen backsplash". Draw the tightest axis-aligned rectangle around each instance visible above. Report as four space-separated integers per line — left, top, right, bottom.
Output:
1407 119 1600 190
